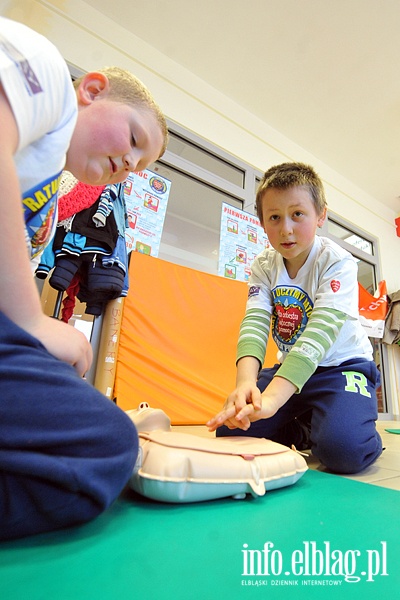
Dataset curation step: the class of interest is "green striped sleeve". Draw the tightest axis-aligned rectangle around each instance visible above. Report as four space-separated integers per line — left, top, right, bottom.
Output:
236 308 271 366
276 307 348 392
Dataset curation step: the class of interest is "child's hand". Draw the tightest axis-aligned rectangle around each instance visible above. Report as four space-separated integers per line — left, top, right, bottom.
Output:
28 314 93 377
206 381 262 432
206 377 297 433
234 393 282 425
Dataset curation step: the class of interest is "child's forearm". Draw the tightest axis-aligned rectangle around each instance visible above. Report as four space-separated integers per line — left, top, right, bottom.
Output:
0 172 44 328
261 376 297 414
235 355 261 386
0 90 44 328
234 375 297 423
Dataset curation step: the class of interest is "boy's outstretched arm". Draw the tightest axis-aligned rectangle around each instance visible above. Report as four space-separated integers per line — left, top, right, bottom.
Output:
233 376 297 428
207 354 296 432
208 306 348 431
0 85 92 377
207 356 261 431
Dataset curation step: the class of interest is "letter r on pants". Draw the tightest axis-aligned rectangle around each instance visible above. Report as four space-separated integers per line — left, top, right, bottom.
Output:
341 371 371 397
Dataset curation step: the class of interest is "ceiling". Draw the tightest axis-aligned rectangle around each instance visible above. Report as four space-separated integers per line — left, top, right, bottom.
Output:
83 0 400 213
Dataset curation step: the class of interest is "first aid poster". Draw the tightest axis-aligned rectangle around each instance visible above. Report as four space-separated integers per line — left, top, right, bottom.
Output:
218 202 270 282
124 169 171 257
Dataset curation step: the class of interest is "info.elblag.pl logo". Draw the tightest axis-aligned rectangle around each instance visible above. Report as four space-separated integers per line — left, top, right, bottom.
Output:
241 541 388 585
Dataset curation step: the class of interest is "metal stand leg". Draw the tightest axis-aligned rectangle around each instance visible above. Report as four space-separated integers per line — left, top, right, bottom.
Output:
52 290 64 319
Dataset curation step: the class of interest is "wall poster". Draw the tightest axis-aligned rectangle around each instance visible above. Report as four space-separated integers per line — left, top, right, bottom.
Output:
124 169 172 257
218 202 270 282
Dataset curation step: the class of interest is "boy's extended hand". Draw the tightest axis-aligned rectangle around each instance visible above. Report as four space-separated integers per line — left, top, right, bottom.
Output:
207 381 262 432
207 377 297 432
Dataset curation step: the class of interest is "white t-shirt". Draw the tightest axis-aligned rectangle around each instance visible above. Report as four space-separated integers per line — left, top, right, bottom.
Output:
247 235 373 366
0 17 77 260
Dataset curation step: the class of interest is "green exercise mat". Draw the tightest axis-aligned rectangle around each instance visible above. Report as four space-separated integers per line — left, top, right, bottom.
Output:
0 470 399 600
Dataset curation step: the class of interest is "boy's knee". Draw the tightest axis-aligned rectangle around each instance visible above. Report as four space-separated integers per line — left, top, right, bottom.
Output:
115 414 139 482
99 408 139 489
316 450 367 474
68 404 139 517
312 436 382 475
106 406 138 455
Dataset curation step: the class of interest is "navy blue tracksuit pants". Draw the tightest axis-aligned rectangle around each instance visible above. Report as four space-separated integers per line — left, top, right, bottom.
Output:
217 359 383 474
0 311 138 541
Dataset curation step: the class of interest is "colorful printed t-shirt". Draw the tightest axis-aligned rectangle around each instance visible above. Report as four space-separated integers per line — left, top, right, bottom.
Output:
0 17 77 261
243 235 372 368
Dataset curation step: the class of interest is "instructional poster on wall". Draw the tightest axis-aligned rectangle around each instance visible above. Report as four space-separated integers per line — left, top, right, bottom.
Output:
218 202 270 281
124 169 171 257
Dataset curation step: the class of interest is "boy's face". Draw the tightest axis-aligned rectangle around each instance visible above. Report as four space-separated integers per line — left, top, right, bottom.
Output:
261 185 326 276
65 74 164 185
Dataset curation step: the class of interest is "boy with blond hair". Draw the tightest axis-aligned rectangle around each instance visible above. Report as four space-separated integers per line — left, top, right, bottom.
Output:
0 16 168 540
208 162 382 474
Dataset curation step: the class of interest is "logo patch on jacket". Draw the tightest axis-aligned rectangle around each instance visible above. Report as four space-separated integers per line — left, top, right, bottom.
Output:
271 285 314 352
248 285 261 298
330 280 341 293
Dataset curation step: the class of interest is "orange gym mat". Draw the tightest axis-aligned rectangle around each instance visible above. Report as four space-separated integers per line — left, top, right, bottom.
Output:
113 252 277 424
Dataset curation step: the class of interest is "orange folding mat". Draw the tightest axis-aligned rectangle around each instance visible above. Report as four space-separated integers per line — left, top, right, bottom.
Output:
114 252 277 424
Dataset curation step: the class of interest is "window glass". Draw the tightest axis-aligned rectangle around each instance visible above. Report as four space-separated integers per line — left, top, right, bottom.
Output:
356 259 386 412
167 132 245 188
326 214 387 413
152 163 243 274
357 258 376 291
328 220 373 255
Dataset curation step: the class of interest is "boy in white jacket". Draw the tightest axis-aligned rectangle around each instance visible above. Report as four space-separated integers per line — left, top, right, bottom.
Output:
208 162 382 474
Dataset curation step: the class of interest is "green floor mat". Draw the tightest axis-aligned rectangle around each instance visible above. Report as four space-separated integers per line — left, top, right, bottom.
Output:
0 470 399 600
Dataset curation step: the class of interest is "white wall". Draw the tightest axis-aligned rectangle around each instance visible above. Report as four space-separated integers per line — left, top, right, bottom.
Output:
3 0 400 414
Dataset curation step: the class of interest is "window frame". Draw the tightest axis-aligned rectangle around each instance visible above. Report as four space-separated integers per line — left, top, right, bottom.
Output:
321 213 392 416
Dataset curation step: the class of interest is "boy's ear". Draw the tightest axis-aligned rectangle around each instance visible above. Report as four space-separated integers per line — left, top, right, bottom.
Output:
76 72 110 106
317 207 327 228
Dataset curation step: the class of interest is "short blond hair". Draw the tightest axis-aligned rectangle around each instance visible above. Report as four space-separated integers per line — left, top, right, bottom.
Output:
255 162 327 226
74 67 169 156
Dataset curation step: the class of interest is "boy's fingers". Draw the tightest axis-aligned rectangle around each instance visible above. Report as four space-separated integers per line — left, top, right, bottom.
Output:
235 415 251 430
206 405 237 430
235 403 256 422
207 392 260 431
250 389 262 411
253 396 262 410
